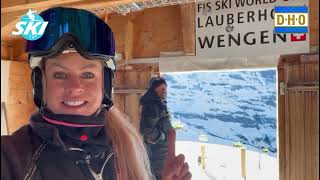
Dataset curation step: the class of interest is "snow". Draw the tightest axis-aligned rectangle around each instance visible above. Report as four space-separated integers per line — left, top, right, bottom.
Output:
176 141 278 180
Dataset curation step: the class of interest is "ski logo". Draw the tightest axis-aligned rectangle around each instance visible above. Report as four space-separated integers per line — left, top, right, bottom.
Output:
12 9 48 41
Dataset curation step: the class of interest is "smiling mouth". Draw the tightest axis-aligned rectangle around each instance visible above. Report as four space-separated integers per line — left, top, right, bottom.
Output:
63 100 87 107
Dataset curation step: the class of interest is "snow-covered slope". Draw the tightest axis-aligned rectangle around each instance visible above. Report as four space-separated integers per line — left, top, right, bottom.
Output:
163 69 277 156
176 141 278 180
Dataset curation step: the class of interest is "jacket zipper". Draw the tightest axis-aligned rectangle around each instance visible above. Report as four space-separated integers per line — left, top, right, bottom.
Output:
87 152 114 180
69 148 114 180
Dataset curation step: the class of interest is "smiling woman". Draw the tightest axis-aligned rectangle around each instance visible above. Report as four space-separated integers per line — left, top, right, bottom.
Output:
43 53 104 116
1 7 155 180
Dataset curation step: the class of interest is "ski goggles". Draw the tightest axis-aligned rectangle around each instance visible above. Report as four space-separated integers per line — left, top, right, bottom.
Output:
26 7 115 68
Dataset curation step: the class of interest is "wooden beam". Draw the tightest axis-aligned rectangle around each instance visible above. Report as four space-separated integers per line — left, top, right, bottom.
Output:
1 43 14 60
1 16 24 42
1 0 85 14
113 89 146 94
73 0 144 10
124 18 134 60
180 3 195 55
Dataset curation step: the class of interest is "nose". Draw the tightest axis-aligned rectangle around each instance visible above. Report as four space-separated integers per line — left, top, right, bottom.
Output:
64 75 84 96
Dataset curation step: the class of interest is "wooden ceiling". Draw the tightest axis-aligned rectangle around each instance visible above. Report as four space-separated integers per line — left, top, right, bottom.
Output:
1 0 195 62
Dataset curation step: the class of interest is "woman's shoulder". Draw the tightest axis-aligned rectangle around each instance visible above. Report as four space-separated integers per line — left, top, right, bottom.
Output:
1 125 40 180
1 125 40 158
1 124 45 163
2 125 33 146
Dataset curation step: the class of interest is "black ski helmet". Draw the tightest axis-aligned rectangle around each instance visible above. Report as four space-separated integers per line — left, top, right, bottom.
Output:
26 7 116 109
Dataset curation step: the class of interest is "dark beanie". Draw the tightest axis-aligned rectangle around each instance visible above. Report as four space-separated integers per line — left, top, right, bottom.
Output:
149 77 167 90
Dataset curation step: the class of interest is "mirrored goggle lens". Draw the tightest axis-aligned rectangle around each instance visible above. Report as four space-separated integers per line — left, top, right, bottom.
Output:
26 7 115 56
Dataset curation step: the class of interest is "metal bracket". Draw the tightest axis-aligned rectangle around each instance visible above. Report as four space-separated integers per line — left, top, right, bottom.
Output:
279 82 286 95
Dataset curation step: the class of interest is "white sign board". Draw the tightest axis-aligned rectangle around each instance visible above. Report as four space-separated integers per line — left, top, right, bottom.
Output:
196 0 309 58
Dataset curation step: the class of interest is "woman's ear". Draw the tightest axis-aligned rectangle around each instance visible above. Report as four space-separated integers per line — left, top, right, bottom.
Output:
31 67 45 108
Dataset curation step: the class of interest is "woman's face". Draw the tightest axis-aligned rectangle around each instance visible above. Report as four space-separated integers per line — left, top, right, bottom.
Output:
44 52 103 116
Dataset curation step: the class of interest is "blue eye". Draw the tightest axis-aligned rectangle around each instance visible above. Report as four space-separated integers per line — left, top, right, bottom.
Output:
82 72 95 79
54 72 67 79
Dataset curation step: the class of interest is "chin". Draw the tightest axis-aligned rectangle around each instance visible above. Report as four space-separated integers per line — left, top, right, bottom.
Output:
51 107 95 116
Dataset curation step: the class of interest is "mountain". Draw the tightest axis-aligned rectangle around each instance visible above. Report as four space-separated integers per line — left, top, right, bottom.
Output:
163 69 277 156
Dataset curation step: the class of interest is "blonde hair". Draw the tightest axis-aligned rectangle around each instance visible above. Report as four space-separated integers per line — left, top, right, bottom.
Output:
106 107 154 180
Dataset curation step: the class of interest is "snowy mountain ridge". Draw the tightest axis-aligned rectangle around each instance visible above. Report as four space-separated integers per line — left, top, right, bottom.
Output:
163 69 277 156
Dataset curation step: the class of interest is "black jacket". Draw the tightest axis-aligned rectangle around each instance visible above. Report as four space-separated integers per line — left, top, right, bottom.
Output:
1 114 117 180
139 90 172 179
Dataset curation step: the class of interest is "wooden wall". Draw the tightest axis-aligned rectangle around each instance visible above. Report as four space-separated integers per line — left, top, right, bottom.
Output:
107 4 194 59
278 53 319 180
113 65 159 129
5 61 35 134
309 0 319 47
106 5 185 129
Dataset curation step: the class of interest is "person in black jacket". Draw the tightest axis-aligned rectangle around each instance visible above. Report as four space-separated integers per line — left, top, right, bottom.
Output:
140 77 173 180
1 7 191 180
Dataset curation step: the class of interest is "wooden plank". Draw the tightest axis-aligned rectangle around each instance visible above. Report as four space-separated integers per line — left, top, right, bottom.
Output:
1 44 13 60
1 39 27 61
8 74 33 91
180 3 195 55
303 55 319 180
133 5 184 58
1 0 29 8
7 89 33 105
285 85 290 180
113 94 125 113
73 0 143 9
124 94 140 129
1 17 23 42
309 0 319 46
1 0 85 14
5 60 35 133
287 92 306 180
125 71 139 89
305 92 319 180
285 63 305 83
8 61 32 90
138 69 152 89
108 14 128 56
113 89 146 94
316 93 319 180
287 86 319 92
304 62 319 83
277 64 286 180
114 70 125 89
8 61 30 76
125 18 134 60
6 103 35 134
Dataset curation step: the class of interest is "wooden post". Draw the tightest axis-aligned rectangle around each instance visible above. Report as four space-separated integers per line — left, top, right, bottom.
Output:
200 144 206 170
241 148 247 180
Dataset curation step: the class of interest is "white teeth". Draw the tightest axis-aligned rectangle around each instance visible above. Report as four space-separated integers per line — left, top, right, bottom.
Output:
64 100 85 106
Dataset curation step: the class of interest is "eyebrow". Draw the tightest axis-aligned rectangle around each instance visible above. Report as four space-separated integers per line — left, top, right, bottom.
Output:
47 62 69 70
80 63 99 70
47 62 99 70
